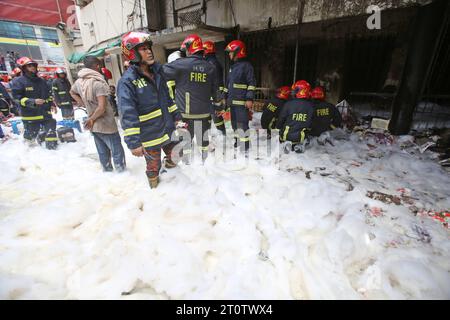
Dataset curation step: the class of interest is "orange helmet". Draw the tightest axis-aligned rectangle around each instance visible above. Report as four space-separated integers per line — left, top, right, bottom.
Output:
181 34 203 55
292 80 311 99
225 40 246 59
121 31 153 63
203 41 216 55
11 67 22 76
101 67 112 80
311 87 325 100
16 57 38 69
276 86 291 100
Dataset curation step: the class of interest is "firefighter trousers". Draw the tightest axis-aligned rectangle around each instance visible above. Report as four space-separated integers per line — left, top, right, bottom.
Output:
144 142 177 178
23 118 56 141
183 118 211 162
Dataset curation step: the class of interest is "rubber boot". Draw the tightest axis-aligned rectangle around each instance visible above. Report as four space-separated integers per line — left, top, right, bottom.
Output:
164 156 177 169
45 130 58 150
148 176 160 189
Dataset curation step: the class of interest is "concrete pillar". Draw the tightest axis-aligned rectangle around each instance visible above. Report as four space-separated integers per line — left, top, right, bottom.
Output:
56 28 75 83
389 0 449 135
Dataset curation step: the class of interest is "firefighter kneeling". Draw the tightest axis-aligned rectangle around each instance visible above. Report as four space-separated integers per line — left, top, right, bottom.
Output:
310 86 342 145
261 86 291 139
276 80 315 154
11 57 57 150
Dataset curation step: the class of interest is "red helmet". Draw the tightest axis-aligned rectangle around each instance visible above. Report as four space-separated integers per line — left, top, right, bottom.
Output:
12 67 22 76
225 40 246 59
276 86 291 100
311 87 325 100
181 34 203 55
292 80 311 99
203 41 216 54
16 57 38 69
101 67 112 80
121 31 153 63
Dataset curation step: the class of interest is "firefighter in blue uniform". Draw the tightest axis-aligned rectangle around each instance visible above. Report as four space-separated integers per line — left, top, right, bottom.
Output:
260 85 291 139
118 31 182 189
310 86 342 138
163 34 219 163
203 40 226 136
0 82 13 118
224 40 256 153
8 67 22 115
11 57 57 148
52 68 74 119
277 80 315 153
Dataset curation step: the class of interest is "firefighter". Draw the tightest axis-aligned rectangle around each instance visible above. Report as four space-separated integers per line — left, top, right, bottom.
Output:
8 68 22 114
224 40 256 153
260 86 291 138
117 31 182 189
0 81 13 118
11 57 57 149
310 86 342 139
277 80 315 154
52 68 74 119
203 40 226 136
163 34 219 163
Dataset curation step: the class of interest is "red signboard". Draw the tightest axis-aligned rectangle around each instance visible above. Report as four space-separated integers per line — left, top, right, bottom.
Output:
0 0 79 28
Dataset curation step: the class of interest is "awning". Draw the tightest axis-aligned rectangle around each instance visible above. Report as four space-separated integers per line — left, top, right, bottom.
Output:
150 23 237 49
68 38 122 64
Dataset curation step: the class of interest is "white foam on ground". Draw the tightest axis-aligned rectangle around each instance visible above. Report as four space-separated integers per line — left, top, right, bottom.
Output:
0 114 449 299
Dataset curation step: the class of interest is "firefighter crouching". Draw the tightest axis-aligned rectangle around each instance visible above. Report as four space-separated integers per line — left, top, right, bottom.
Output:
118 31 182 189
276 80 315 154
11 57 57 149
224 40 256 153
260 86 291 139
203 40 226 136
163 34 219 163
310 86 342 145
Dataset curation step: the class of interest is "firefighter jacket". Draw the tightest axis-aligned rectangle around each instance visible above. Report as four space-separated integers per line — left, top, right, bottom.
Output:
52 77 73 109
11 74 53 122
310 100 343 137
224 59 256 123
261 97 287 130
277 98 315 143
117 63 181 151
0 82 12 115
162 54 219 120
205 53 224 101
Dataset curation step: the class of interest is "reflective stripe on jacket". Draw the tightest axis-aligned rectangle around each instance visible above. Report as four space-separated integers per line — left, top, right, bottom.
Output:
11 74 53 121
117 63 181 150
163 54 219 119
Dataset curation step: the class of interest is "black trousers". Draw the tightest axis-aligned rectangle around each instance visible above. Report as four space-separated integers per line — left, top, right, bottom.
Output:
23 118 56 141
183 117 211 161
